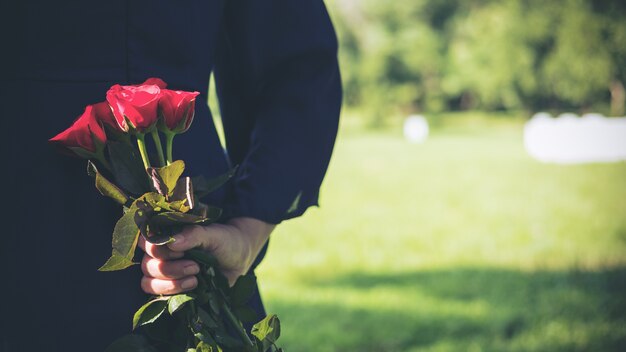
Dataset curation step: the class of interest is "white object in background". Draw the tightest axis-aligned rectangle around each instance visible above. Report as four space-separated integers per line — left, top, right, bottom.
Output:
524 112 626 163
531 111 553 121
404 115 429 143
557 112 578 120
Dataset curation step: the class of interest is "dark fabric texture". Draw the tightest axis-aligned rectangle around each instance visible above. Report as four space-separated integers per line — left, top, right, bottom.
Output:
0 0 341 351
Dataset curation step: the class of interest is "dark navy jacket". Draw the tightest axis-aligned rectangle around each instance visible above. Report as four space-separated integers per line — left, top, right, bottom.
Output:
0 1 341 350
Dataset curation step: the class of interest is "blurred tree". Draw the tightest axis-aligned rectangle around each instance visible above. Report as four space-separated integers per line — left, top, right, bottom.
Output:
444 1 538 110
331 0 447 126
540 1 613 112
325 0 626 124
591 0 626 116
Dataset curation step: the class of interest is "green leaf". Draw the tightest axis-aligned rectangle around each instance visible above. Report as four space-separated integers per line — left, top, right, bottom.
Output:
112 209 141 253
99 209 140 271
171 176 195 209
194 330 218 347
132 195 191 245
197 307 219 329
108 141 150 195
86 160 98 177
196 341 215 352
136 192 190 213
191 203 223 222
98 254 136 271
137 192 169 211
142 233 176 246
69 146 96 160
130 201 177 245
88 161 129 205
168 294 194 315
147 168 167 196
192 166 237 198
104 334 157 352
251 315 281 347
168 199 192 213
159 160 185 193
103 123 132 144
151 212 210 227
133 201 153 239
230 273 257 307
148 160 185 196
133 297 169 329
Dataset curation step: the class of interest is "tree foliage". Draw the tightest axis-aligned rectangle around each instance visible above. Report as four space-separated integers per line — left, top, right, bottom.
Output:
327 0 626 121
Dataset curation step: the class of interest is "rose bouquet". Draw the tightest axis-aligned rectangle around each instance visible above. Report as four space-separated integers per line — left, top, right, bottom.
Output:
49 78 282 352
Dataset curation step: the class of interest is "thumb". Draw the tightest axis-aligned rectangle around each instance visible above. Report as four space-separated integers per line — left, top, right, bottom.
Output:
167 225 217 252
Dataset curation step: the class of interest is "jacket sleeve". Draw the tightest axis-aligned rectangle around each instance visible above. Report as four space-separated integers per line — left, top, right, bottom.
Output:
214 0 342 224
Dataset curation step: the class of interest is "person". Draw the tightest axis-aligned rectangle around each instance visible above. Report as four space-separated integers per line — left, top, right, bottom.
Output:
0 0 341 351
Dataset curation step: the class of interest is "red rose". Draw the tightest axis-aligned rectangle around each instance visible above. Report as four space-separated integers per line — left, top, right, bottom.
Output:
158 89 200 134
49 104 107 157
106 83 161 133
92 101 119 131
142 77 168 89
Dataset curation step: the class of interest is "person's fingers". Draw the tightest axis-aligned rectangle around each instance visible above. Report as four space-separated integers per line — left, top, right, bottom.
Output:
139 236 184 259
140 275 197 295
168 225 218 253
141 254 199 280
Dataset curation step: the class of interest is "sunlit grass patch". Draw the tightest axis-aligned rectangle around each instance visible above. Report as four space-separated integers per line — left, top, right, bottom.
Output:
257 114 626 351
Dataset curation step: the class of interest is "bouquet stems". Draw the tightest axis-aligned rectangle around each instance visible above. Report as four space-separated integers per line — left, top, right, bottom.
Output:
165 131 175 165
136 134 151 169
150 130 166 167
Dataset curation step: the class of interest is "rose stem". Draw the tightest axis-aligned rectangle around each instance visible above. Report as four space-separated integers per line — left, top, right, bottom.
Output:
150 130 166 167
207 272 254 348
221 300 254 348
164 132 175 166
135 133 151 170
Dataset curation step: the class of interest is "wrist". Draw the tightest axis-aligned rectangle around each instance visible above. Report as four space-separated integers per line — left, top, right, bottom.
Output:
227 217 275 269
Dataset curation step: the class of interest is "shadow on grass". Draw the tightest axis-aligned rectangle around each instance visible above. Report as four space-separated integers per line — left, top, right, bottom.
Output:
268 267 626 352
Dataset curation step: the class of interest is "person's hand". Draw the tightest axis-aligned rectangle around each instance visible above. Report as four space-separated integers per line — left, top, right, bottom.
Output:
139 217 275 295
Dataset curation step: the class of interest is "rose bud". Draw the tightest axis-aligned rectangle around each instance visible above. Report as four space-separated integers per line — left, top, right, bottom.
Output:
158 89 200 134
49 104 107 158
106 83 161 134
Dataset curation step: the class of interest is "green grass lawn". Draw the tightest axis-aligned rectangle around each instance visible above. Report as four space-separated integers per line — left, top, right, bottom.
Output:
255 114 626 351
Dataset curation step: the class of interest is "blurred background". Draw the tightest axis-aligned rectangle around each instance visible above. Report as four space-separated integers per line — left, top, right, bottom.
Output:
215 0 626 350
